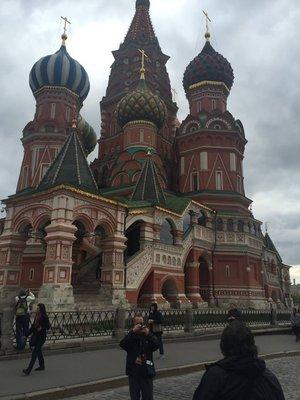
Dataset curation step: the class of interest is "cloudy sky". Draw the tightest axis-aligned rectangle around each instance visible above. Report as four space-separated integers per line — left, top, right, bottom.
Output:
0 0 299 282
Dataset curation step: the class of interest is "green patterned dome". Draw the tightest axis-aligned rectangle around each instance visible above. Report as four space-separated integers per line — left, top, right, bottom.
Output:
116 78 167 129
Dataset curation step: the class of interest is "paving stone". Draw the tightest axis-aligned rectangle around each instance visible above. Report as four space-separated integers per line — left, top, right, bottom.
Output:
68 356 300 400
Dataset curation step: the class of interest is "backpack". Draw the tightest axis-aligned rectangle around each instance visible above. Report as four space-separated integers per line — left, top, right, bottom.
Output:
15 296 28 316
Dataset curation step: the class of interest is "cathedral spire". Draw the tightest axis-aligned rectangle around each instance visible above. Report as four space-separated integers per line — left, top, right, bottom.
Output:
124 0 156 46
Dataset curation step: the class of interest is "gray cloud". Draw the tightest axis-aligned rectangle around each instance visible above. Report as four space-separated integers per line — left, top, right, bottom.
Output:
0 0 299 281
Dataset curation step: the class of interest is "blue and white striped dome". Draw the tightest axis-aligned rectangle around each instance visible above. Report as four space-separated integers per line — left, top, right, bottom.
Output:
29 44 90 102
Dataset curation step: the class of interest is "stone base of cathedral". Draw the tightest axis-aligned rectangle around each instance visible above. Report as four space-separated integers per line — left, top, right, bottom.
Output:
38 284 75 311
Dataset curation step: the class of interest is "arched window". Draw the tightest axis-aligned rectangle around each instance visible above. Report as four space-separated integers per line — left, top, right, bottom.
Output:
198 211 207 227
227 219 234 232
238 220 244 232
216 218 223 231
160 219 174 245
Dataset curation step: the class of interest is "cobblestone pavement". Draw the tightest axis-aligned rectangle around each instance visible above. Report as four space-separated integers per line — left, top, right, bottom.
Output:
68 356 300 400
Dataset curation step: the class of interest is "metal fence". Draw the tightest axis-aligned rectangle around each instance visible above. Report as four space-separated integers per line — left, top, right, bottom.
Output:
2 307 292 349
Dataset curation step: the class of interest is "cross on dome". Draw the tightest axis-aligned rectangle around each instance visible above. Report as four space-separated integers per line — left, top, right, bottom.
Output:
61 16 71 45
202 10 211 41
138 48 149 79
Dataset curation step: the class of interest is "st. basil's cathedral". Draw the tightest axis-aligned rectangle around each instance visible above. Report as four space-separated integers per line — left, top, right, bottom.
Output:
0 0 292 310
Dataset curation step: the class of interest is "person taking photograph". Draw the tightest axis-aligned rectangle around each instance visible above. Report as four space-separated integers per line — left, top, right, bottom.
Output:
120 314 159 400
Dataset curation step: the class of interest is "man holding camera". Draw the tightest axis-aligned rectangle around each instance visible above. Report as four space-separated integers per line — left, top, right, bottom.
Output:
120 314 159 400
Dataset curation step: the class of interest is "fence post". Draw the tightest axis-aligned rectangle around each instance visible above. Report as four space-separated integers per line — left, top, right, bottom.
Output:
1 308 14 352
114 307 126 340
184 308 194 334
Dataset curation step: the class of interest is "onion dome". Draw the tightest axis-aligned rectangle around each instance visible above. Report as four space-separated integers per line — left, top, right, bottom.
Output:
116 77 167 129
29 44 90 102
77 115 97 154
183 41 234 93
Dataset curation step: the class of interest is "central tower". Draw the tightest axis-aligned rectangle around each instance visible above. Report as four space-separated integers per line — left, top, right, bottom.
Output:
92 0 178 194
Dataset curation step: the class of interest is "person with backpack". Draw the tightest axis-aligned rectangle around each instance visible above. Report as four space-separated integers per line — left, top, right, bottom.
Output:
15 288 35 350
23 303 50 375
192 321 285 400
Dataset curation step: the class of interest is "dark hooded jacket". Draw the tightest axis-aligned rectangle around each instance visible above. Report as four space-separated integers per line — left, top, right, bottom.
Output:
192 355 285 400
120 331 159 376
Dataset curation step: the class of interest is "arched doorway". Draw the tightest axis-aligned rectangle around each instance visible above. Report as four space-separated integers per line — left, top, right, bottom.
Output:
125 221 144 260
199 257 210 302
162 279 178 308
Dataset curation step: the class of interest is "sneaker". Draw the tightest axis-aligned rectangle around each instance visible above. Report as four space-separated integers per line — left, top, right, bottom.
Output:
22 369 30 376
35 367 45 371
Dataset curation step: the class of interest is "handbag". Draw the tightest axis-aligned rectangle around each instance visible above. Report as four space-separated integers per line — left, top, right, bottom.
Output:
29 332 37 347
144 360 156 378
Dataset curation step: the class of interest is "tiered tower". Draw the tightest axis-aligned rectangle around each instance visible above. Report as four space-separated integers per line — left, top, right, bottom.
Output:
17 23 96 192
91 0 178 194
178 24 249 215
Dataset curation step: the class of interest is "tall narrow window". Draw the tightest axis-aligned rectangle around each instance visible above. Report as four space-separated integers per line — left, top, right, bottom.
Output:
29 269 34 281
50 103 56 119
200 152 208 170
180 156 185 175
216 171 223 190
212 99 216 110
230 153 236 171
197 101 202 113
140 129 144 143
191 172 199 191
225 265 230 277
22 166 29 188
66 106 70 122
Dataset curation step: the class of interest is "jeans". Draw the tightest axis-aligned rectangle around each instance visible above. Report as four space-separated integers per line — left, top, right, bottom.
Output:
128 375 153 400
16 315 30 350
154 333 164 355
26 341 45 372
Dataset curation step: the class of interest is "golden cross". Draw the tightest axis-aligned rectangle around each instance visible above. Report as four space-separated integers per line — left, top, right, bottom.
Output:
171 88 178 102
202 10 211 40
202 10 211 32
138 48 149 79
61 16 71 36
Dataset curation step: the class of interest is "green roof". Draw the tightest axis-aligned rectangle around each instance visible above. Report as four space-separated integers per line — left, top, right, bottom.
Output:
131 155 166 204
38 130 98 193
264 233 282 261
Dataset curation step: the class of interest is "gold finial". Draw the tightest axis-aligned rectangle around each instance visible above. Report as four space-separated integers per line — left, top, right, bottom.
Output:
202 10 211 41
265 222 269 234
171 88 178 102
138 48 149 80
61 16 71 46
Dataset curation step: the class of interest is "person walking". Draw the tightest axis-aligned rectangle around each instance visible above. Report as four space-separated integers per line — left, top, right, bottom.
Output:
23 303 50 375
15 288 35 350
120 314 159 400
192 321 285 400
148 303 164 358
290 307 300 342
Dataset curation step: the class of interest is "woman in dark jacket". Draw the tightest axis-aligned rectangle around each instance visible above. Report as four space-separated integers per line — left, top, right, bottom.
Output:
193 321 285 400
148 303 164 357
23 303 50 375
